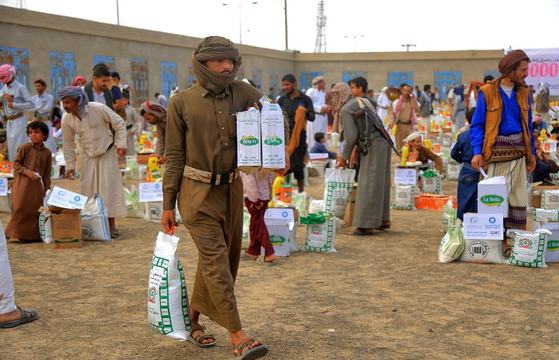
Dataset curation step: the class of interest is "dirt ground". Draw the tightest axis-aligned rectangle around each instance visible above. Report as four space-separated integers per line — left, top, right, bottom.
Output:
2 154 559 359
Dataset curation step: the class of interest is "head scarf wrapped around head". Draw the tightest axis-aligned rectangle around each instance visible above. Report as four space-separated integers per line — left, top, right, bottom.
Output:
381 86 388 94
453 85 464 99
331 82 353 141
312 76 325 88
140 100 167 121
498 50 529 77
57 86 89 117
191 36 242 95
0 64 16 84
72 76 87 86
404 132 422 145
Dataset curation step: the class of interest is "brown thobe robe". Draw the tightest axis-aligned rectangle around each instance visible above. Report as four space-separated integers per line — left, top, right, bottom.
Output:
416 147 443 172
5 142 52 240
163 80 289 332
390 98 419 151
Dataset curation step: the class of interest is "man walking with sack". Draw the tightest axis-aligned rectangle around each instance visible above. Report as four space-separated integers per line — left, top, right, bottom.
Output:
161 36 289 359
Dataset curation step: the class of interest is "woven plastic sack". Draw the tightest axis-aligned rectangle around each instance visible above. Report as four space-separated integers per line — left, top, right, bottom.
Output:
81 193 111 241
438 225 465 263
421 169 443 194
302 213 337 253
291 191 307 217
241 211 251 249
509 229 551 268
145 202 164 222
147 231 192 339
460 229 506 264
391 185 416 210
541 190 559 210
442 199 457 232
323 168 356 218
445 160 462 181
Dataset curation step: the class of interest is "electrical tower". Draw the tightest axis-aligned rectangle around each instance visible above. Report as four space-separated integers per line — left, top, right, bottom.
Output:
314 0 327 53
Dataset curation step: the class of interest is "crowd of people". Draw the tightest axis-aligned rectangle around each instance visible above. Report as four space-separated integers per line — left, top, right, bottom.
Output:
1 39 557 360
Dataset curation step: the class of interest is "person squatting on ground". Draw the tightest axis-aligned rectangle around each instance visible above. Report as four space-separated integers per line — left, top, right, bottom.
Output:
58 86 127 239
404 132 443 173
240 172 276 266
0 222 39 328
470 49 536 248
5 121 52 242
277 74 315 193
0 64 34 161
332 82 391 236
160 36 289 359
140 100 167 165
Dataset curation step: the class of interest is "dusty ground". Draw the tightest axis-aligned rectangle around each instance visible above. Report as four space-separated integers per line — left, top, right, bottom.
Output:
2 154 559 359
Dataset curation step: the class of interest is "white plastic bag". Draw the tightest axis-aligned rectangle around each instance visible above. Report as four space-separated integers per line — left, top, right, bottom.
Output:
442 199 457 232
124 185 144 218
323 168 356 218
438 225 465 263
147 231 192 339
309 198 324 214
81 193 111 241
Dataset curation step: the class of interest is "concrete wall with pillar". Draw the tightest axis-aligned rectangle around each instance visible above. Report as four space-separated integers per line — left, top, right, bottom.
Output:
0 6 503 104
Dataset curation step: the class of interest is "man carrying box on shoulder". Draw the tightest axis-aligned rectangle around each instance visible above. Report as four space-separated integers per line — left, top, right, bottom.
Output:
470 50 536 246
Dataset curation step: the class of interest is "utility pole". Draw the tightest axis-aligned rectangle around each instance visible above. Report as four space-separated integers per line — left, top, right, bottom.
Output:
284 0 288 50
401 44 416 52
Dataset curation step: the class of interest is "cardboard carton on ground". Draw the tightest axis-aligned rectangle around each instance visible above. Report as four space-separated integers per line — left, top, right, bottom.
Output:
264 208 295 256
477 176 508 217
46 186 88 249
344 183 358 225
531 180 559 208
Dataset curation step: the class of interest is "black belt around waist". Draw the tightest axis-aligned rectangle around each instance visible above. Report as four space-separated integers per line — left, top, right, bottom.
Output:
397 120 412 125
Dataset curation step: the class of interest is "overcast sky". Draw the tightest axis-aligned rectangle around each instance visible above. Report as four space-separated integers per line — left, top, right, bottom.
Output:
2 0 559 53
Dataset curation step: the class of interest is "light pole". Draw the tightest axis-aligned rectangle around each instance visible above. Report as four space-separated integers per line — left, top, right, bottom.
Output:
223 1 257 44
401 44 416 52
345 35 364 52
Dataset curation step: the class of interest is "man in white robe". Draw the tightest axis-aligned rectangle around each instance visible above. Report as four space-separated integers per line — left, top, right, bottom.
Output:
306 76 330 150
58 86 127 238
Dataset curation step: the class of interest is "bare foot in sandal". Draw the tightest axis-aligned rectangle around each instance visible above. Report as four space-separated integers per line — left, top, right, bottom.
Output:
188 309 216 348
231 331 268 359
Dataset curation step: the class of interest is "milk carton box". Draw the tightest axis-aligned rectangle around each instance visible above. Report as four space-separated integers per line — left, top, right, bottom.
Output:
261 103 285 169
477 176 508 217
236 108 261 174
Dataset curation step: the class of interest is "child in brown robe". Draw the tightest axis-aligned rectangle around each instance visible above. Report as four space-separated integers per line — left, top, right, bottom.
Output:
5 121 52 241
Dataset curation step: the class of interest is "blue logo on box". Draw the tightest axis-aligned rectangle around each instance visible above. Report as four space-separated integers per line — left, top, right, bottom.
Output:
74 196 80 202
489 217 496 223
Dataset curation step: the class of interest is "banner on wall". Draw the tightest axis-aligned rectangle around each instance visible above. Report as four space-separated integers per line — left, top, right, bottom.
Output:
522 48 559 96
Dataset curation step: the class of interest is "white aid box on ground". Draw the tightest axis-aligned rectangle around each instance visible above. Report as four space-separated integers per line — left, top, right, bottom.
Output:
260 103 285 169
463 213 504 240
236 108 261 174
264 208 295 257
477 176 508 217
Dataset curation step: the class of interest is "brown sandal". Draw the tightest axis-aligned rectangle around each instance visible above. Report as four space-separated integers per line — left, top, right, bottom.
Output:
234 337 269 359
187 324 216 348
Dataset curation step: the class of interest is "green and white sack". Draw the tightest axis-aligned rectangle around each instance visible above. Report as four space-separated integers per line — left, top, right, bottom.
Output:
541 190 559 210
532 208 559 223
242 211 251 249
421 169 443 194
145 202 164 222
442 199 457 232
509 229 551 268
81 193 111 242
302 213 337 253
323 168 356 218
124 185 144 218
147 231 192 339
438 225 465 263
445 161 462 181
391 185 416 210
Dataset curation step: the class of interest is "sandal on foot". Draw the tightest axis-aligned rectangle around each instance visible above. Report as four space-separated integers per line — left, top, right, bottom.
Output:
187 324 216 348
347 228 373 236
256 257 276 266
235 337 269 359
110 227 120 239
241 252 258 261
0 307 39 328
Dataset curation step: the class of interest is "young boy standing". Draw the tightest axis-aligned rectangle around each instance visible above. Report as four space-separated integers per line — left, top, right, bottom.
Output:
5 121 52 241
